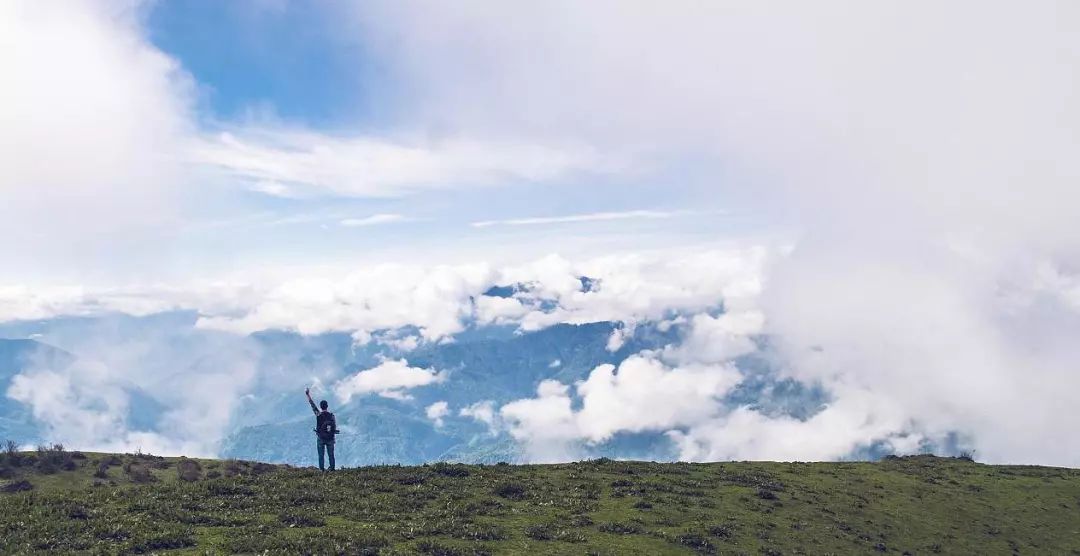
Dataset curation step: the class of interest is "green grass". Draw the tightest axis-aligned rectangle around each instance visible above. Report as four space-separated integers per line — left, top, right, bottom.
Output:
2 448 1080 554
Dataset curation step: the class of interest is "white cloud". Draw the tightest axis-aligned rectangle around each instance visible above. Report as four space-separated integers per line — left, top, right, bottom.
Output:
196 263 496 340
194 129 615 199
471 210 672 228
248 180 296 197
376 333 421 352
339 214 408 227
339 0 1080 466
605 325 632 352
0 0 194 278
499 356 742 461
182 247 767 343
4 324 260 457
0 282 253 323
508 248 768 332
1 246 766 342
499 380 581 463
668 386 920 462
459 400 498 433
574 356 742 442
425 401 449 427
333 359 445 402
662 311 763 365
473 295 530 326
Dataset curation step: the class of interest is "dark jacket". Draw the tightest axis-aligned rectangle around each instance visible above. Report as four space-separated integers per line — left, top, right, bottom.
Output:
309 398 339 442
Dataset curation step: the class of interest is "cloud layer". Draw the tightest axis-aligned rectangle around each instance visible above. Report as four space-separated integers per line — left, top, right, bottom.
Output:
0 1 196 278
334 359 445 402
338 0 1080 466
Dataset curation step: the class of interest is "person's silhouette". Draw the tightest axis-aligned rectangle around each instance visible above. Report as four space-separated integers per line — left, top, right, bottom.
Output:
305 388 339 471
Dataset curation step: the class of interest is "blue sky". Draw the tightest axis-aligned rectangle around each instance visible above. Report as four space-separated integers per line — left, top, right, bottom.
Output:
137 1 742 278
4 0 778 282
146 1 394 129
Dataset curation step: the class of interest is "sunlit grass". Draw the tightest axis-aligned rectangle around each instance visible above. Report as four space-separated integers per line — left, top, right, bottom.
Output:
2 447 1079 554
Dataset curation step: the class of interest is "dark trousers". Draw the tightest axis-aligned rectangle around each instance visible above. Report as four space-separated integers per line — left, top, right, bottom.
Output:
317 437 335 471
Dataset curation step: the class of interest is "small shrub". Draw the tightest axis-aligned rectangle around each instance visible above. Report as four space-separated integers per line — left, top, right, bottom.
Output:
177 459 202 482
570 514 594 527
676 532 716 554
223 529 388 554
223 459 244 477
432 461 470 477
707 524 735 539
633 500 653 509
205 470 222 479
598 521 643 535
101 455 122 466
757 488 779 500
525 523 587 543
397 473 426 485
67 504 89 520
126 463 155 483
0 464 14 479
34 443 73 474
493 482 526 500
206 482 254 496
93 462 110 479
415 540 465 555
525 524 555 541
252 462 276 475
2 479 33 493
957 450 977 462
3 440 20 466
280 512 325 527
35 458 58 475
127 527 197 553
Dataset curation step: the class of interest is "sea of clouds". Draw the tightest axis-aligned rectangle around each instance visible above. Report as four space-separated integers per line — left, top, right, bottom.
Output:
3 1 1080 465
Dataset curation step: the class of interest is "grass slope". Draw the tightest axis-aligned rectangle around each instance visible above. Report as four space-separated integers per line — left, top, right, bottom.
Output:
2 447 1080 554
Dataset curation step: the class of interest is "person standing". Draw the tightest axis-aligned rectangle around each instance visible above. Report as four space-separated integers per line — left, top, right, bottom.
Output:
305 388 339 471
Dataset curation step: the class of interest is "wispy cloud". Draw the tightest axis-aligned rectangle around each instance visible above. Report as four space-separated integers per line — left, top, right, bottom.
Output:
339 214 409 227
248 180 297 198
195 130 617 199
471 210 673 228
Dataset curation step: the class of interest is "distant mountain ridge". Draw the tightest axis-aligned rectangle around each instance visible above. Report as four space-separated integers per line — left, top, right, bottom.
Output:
221 321 675 465
0 309 827 465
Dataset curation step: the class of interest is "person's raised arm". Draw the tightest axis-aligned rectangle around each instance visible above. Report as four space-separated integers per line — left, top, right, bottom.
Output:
305 387 318 415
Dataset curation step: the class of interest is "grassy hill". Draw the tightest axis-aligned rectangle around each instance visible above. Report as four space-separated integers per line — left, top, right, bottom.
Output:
2 446 1079 554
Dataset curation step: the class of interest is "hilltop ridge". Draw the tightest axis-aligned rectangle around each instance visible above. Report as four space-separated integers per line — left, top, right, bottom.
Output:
2 446 1079 554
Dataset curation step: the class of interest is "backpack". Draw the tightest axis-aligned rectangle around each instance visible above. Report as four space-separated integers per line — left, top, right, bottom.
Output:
316 411 336 441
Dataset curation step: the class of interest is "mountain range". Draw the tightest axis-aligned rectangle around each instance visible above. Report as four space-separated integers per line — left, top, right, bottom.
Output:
0 302 827 466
